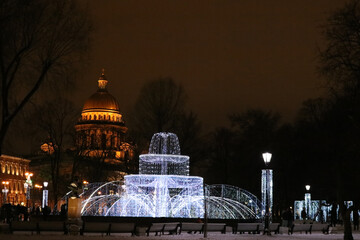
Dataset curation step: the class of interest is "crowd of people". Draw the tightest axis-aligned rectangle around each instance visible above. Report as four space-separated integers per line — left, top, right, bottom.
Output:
281 205 360 231
0 203 67 223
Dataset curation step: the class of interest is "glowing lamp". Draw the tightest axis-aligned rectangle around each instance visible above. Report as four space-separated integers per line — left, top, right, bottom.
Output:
262 152 272 166
43 182 48 187
305 185 310 191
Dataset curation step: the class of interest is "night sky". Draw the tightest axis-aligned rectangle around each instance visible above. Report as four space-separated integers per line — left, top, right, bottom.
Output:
76 0 344 130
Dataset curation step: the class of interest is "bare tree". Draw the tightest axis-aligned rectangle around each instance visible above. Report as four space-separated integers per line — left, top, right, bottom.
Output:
129 78 204 165
208 127 234 184
34 97 78 205
319 1 360 239
0 0 92 155
320 0 360 98
129 78 187 148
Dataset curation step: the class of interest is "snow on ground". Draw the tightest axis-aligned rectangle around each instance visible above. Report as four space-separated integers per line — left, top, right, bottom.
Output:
2 232 360 240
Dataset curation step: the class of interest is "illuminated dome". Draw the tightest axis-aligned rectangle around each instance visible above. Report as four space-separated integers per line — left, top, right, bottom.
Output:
83 91 120 113
79 70 123 123
82 70 120 113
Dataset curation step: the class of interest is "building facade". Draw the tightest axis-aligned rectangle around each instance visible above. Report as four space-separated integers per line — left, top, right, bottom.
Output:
75 70 134 180
0 154 30 206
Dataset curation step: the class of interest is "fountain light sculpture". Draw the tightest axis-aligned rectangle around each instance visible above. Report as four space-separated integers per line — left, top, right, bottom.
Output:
108 132 204 218
80 132 263 219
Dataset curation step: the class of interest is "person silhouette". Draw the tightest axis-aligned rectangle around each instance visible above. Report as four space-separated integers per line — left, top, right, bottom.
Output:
301 208 307 221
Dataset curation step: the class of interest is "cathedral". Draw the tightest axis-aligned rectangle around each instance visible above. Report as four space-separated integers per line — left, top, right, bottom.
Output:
75 70 134 180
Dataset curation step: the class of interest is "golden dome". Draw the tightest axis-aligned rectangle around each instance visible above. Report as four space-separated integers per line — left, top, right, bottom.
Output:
83 91 120 112
82 70 120 113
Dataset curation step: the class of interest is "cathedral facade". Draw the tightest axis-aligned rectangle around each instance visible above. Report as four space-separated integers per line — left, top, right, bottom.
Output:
75 71 134 180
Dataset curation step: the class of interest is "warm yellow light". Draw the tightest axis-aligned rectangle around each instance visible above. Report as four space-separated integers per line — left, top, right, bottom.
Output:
25 172 33 177
82 111 122 122
2 181 9 185
41 143 55 154
83 180 89 185
34 184 43 189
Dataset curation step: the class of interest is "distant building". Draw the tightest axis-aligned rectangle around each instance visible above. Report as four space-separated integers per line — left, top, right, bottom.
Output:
75 70 134 180
0 154 30 205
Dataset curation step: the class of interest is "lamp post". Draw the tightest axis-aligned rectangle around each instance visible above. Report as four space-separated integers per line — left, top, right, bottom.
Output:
2 181 9 204
42 181 48 208
304 185 311 220
34 184 43 207
262 152 273 235
82 180 89 192
203 185 208 238
24 172 33 207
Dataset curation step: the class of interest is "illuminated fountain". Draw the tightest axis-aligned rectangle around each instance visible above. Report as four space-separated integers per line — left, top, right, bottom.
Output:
112 132 204 217
80 132 263 219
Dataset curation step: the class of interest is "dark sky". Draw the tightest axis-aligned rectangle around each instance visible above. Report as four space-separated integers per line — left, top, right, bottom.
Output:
76 0 345 130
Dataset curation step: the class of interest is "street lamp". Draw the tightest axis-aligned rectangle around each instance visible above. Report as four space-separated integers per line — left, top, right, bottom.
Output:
2 181 9 204
83 180 89 191
42 181 48 208
304 185 311 220
261 152 273 235
203 185 208 238
24 172 33 207
34 184 43 207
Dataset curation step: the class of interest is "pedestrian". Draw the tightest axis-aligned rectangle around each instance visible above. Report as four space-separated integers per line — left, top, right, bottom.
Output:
331 203 337 227
319 209 324 223
353 206 359 231
282 208 289 227
288 208 294 228
301 208 307 221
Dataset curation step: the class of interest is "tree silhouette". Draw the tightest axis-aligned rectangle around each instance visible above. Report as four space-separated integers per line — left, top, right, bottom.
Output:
0 0 91 155
130 78 186 138
32 97 78 204
319 1 360 239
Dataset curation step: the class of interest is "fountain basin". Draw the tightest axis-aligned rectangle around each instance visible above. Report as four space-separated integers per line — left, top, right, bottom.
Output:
120 174 204 218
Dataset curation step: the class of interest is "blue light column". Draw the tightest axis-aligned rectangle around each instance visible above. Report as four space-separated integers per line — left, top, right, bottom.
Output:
261 152 273 235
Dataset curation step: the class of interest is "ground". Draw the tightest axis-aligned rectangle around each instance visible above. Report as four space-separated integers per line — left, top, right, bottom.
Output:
2 232 360 240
